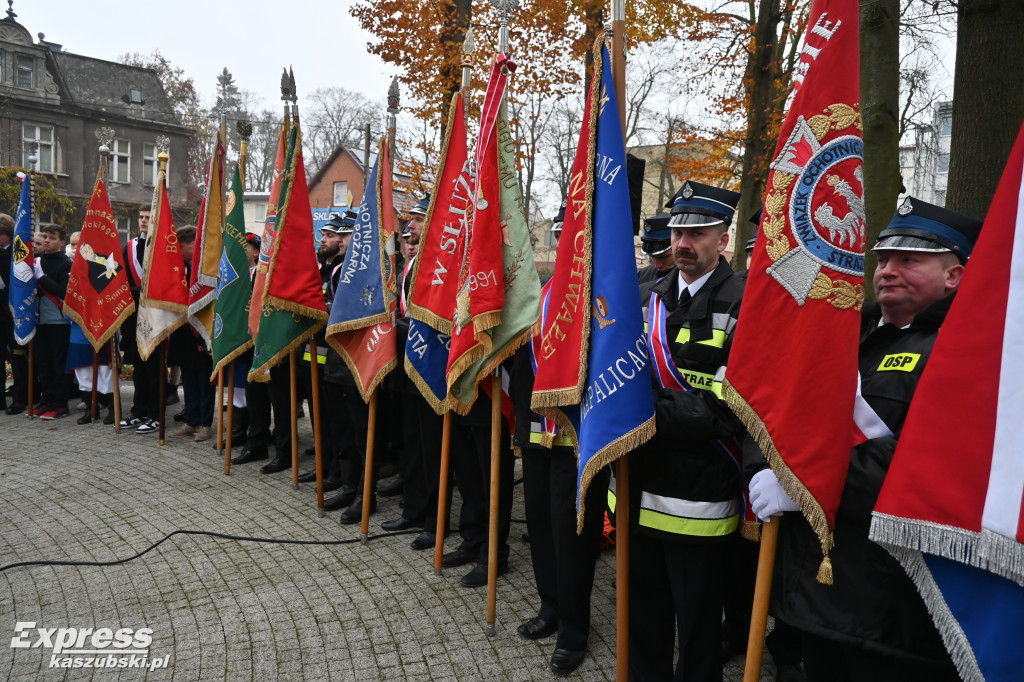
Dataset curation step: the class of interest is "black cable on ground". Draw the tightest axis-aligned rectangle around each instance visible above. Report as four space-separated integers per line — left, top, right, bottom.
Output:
0 528 422 574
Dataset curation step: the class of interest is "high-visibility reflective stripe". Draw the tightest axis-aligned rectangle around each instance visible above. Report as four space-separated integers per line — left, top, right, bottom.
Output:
674 327 728 348
530 432 574 447
302 350 327 365
608 488 617 513
677 368 716 392
638 508 738 536
641 491 740 520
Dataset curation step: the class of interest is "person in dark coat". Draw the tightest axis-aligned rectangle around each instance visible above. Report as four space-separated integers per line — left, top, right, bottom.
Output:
745 197 983 681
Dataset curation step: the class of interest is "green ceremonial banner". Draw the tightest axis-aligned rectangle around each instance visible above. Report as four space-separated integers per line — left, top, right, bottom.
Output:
449 101 541 410
211 163 254 380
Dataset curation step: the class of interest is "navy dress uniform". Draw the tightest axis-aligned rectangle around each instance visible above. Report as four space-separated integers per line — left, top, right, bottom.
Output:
619 181 747 682
746 197 983 682
638 213 673 306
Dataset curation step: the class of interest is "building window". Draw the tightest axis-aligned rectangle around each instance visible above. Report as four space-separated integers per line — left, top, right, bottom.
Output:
115 217 131 246
111 139 131 183
939 115 952 138
333 181 349 207
0 51 5 84
255 203 267 222
938 153 950 174
143 143 158 186
16 55 33 88
22 123 54 173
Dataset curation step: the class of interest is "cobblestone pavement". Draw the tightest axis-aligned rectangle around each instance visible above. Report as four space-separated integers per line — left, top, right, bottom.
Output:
1 394 773 680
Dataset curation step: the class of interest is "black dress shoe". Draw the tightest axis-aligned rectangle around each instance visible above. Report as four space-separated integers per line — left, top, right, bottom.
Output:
232 448 268 465
323 485 357 511
340 496 376 525
380 516 419 531
460 560 508 588
103 408 115 425
321 477 342 492
172 408 186 422
377 477 404 497
297 470 318 483
550 648 586 676
517 615 558 640
441 543 478 568
5 404 25 416
77 413 92 425
261 456 290 474
410 532 436 551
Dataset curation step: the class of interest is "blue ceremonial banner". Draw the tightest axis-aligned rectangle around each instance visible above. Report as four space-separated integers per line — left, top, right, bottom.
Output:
9 175 37 344
405 318 451 411
573 43 656 526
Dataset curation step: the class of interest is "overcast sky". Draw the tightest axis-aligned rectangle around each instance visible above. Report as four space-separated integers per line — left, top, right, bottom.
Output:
16 0 396 111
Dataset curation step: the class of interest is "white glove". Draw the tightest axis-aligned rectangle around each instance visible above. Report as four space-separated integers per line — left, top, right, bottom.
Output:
33 258 44 279
749 469 799 522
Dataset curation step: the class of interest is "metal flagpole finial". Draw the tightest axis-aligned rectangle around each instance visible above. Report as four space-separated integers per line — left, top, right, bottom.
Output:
95 127 114 154
6 0 16 21
280 68 295 101
387 76 400 114
237 121 253 142
489 0 518 53
462 25 475 63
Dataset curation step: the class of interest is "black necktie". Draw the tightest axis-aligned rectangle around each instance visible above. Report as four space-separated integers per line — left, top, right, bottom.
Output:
678 288 691 305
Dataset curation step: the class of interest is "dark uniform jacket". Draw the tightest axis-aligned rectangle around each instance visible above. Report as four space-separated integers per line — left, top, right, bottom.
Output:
322 255 356 387
623 256 746 543
764 296 957 666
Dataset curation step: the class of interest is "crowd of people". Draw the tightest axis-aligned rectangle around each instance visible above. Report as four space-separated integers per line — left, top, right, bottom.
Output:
1 176 983 680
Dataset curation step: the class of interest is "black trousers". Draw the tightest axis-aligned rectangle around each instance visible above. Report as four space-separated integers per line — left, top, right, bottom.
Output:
451 409 513 564
398 392 443 525
35 324 71 409
800 630 959 682
415 398 448 532
322 380 353 481
247 363 292 457
629 533 727 682
6 334 30 406
334 383 379 493
129 355 153 419
522 445 609 651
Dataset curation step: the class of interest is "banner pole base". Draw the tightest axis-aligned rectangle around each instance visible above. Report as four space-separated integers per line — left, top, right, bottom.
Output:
317 509 325 519
360 533 368 545
485 623 496 638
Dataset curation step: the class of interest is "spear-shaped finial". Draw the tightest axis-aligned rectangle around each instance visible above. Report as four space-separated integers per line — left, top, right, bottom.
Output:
387 76 400 155
95 127 114 181
462 25 475 64
489 0 518 53
5 0 16 21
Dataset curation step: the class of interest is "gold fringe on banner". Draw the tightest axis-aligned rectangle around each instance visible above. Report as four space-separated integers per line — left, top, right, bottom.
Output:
723 378 835 584
246 320 324 385
576 414 656 534
741 520 762 542
404 354 450 415
210 339 254 383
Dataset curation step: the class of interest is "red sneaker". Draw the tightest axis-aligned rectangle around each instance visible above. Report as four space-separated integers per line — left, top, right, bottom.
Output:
40 407 69 420
28 405 50 416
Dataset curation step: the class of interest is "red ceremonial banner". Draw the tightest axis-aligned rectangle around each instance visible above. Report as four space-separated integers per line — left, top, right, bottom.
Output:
63 176 136 349
406 92 470 335
249 124 288 340
530 58 597 408
723 0 864 571
141 179 188 311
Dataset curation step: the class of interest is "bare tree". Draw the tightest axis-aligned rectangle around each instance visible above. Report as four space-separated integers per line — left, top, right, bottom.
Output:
541 95 584 205
302 87 381 173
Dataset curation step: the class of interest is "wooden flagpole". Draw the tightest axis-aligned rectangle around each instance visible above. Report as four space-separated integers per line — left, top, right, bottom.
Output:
224 361 236 475
309 340 325 516
290 349 299 489
485 371 502 637
90 351 100 420
158 341 168 445
110 338 121 432
433 411 453 574
216 368 225 454
743 517 780 682
610 3 629 679
360 390 378 543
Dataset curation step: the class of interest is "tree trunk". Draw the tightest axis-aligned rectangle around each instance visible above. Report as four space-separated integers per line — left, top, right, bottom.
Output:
733 0 782 270
859 0 901 300
947 0 1024 219
439 0 473 139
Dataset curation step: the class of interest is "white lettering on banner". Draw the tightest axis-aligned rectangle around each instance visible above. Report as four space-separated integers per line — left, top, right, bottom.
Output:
793 12 842 87
365 322 394 353
432 169 473 286
581 336 651 419
595 155 621 185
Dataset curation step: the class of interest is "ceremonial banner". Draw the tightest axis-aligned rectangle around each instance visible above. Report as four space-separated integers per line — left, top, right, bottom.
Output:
529 47 597 408
324 138 397 401
187 130 225 346
137 171 188 361
248 124 327 380
248 124 287 341
404 93 469 413
9 174 37 344
447 53 541 412
869 121 1024 682
537 39 655 526
211 164 254 379
63 175 135 349
722 0 864 578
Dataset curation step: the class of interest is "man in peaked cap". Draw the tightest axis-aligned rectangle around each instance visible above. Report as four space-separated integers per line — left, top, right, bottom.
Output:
745 196 981 681
638 213 675 306
621 179 748 681
406 193 429 240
